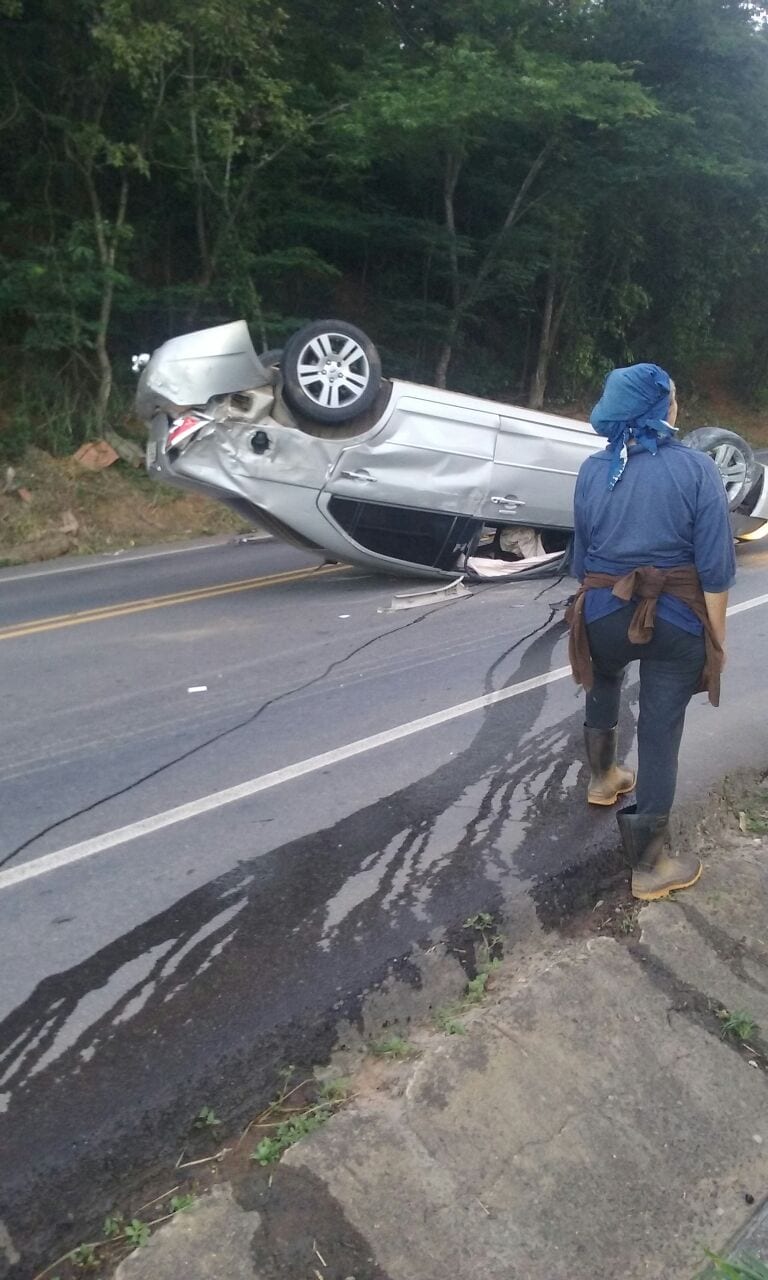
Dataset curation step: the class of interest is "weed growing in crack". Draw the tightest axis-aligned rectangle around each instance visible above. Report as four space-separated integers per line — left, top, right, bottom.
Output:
462 909 504 972
434 1008 467 1035
251 1105 333 1165
614 907 639 936
705 1250 768 1278
71 1244 99 1270
317 1077 352 1103
169 1194 196 1213
241 1068 352 1169
194 1104 221 1130
35 1188 200 1278
123 1220 151 1248
719 1009 758 1042
464 911 495 932
464 962 502 1005
738 801 768 836
434 918 503 1035
369 1035 418 1059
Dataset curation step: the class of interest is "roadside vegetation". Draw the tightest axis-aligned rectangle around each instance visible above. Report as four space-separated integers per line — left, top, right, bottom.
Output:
3 0 768 478
706 1254 768 1279
0 448 248 566
433 911 504 1036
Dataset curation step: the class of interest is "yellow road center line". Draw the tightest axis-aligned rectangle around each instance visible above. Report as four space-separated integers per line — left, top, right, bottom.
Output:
0 564 345 641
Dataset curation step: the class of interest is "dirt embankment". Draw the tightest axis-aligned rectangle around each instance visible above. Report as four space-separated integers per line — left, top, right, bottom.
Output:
0 449 249 567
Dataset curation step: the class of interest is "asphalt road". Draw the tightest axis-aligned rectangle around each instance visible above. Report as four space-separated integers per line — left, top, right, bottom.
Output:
2 531 768 1274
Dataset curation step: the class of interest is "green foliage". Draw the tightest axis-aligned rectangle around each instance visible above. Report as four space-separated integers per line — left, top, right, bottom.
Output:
739 797 768 834
719 1010 758 1042
464 912 494 931
369 1036 418 1059
251 1104 333 1165
434 1008 467 1035
464 971 492 1005
705 1252 768 1279
70 1243 100 1270
194 1104 221 1129
123 1218 151 1247
3 0 768 447
317 1077 352 1103
170 1193 196 1213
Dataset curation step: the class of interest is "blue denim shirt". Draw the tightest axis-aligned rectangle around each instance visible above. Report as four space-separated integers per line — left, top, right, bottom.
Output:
571 441 736 634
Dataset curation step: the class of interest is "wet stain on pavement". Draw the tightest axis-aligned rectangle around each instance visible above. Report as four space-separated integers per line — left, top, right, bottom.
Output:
239 1165 394 1280
0 603 628 1276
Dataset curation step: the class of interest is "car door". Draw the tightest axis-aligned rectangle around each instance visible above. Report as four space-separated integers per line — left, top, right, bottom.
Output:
317 389 498 569
320 390 499 515
486 410 600 529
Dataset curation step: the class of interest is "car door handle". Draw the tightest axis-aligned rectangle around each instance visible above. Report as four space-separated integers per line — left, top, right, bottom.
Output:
339 469 377 482
490 495 525 507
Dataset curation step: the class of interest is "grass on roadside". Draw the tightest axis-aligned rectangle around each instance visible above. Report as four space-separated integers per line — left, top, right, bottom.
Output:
737 793 768 835
705 1252 768 1279
251 1104 334 1165
368 1035 419 1059
32 1194 197 1280
245 1070 352 1167
719 1009 758 1042
432 910 504 1035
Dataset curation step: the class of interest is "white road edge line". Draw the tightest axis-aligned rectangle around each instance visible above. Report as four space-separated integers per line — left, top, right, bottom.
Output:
0 665 572 892
1 588 767 893
726 590 768 616
0 535 273 584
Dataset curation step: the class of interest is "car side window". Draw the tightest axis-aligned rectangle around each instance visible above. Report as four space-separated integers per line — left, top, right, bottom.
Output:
328 497 481 569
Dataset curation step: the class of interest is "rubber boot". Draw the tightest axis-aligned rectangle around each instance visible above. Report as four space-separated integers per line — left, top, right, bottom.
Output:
617 805 702 901
584 726 635 806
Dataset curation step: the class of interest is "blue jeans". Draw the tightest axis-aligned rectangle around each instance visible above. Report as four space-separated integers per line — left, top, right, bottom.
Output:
585 604 706 815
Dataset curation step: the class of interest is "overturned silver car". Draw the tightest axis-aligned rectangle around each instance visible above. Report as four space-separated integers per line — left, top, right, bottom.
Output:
135 319 768 579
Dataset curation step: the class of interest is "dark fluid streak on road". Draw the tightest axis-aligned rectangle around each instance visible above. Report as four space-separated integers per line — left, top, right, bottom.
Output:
0 612 617 1276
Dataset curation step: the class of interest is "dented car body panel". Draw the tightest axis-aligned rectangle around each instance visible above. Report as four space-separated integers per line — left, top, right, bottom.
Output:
138 321 768 579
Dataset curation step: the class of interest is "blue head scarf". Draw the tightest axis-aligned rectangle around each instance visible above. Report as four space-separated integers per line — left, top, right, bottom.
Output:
590 362 676 488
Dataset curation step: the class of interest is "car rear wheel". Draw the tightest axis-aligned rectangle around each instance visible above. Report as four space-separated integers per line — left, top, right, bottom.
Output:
281 320 382 423
682 427 757 510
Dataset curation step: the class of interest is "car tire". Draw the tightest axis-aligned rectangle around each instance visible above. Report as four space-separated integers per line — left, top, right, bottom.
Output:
258 348 283 368
281 320 382 423
682 426 757 510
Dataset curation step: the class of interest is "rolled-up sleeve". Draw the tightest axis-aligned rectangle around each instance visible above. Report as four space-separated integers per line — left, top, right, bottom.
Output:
693 457 737 592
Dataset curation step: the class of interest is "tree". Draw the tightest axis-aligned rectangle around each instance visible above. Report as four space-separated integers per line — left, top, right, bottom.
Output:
333 6 656 389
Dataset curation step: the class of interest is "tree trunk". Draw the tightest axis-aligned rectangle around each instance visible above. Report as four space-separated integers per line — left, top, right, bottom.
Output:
84 168 129 436
188 42 211 287
435 149 463 387
529 262 571 410
435 138 556 389
435 315 459 390
466 137 555 308
529 265 557 409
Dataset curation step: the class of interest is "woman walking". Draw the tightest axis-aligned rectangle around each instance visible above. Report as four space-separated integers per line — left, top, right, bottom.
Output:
568 363 734 900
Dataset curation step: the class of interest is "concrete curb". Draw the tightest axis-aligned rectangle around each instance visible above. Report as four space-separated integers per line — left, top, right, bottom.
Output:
105 772 768 1280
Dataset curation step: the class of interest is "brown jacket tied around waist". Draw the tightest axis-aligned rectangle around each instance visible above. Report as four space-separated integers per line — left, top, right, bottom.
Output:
566 565 723 707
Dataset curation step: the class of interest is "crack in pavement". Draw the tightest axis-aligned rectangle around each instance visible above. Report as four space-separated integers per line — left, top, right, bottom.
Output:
627 943 768 1075
0 594 486 870
0 607 582 1272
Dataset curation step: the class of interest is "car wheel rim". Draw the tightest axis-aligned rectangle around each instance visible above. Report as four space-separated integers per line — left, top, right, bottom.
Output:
709 442 749 501
296 333 370 410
